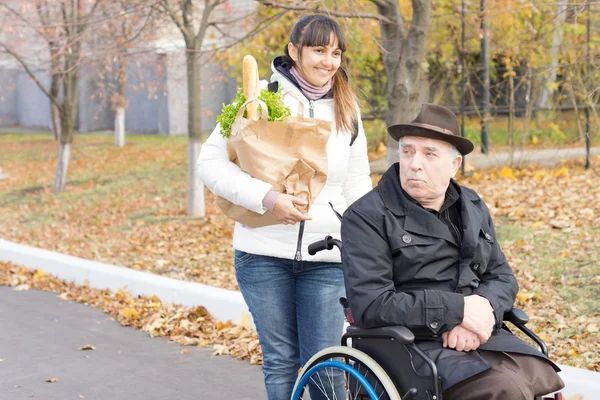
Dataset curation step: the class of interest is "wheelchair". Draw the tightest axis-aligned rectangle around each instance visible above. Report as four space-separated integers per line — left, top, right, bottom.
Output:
291 236 563 400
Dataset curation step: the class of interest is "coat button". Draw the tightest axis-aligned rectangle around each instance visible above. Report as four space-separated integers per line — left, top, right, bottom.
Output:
429 320 440 329
402 234 412 244
472 263 480 271
484 232 492 241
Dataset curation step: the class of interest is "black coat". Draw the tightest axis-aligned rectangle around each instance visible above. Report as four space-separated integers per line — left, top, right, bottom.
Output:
341 163 558 391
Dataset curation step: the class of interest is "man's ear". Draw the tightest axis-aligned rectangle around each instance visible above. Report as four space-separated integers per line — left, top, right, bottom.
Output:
287 43 299 62
451 155 463 178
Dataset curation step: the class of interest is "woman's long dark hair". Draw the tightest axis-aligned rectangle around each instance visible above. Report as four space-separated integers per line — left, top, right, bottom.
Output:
281 15 358 135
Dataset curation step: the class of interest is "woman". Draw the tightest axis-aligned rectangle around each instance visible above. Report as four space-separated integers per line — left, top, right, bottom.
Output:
197 15 372 400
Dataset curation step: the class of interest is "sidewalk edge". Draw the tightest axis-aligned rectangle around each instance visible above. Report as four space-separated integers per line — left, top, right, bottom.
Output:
0 238 251 326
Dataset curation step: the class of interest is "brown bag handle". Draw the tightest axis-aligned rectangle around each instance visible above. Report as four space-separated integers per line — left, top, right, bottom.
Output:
235 98 269 121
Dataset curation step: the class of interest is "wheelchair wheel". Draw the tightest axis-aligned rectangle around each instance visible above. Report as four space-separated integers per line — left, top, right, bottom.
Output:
291 346 401 400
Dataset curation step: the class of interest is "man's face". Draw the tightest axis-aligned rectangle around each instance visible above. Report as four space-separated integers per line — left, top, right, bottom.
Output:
399 136 462 208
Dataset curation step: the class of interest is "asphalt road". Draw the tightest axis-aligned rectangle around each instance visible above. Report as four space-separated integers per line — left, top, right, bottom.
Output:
0 286 266 400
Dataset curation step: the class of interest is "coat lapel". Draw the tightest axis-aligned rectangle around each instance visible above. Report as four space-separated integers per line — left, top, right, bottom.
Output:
458 190 484 263
403 206 458 246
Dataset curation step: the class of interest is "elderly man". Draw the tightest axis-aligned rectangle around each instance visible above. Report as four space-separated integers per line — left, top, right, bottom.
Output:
341 103 564 400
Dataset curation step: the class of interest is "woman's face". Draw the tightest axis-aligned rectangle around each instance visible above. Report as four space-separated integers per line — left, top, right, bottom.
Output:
288 32 342 87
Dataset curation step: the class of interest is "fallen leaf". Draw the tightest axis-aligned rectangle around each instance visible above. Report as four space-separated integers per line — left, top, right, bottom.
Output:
238 314 253 330
180 348 191 355
45 378 58 383
78 344 96 351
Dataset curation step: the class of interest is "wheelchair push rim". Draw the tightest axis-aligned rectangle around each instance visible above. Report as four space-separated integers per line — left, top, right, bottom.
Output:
291 346 402 400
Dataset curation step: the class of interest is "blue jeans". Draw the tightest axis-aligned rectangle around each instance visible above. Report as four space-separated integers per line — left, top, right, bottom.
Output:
235 250 346 400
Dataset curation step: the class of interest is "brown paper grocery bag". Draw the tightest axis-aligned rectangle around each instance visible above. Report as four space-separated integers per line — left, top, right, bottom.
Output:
216 98 331 228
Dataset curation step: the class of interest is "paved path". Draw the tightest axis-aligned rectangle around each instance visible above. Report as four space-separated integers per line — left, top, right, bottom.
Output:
0 287 266 400
370 146 600 173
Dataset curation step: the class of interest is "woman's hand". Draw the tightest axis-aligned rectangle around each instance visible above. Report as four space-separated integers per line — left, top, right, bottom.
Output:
273 194 312 225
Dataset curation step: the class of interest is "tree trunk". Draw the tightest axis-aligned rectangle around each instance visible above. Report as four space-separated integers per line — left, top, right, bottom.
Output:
53 54 80 194
114 55 127 147
115 107 125 147
508 68 515 166
53 141 71 193
374 0 431 166
50 74 62 141
521 64 534 149
536 0 568 119
185 43 205 217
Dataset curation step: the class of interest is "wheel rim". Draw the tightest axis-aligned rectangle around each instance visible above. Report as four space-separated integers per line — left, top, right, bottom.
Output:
292 349 401 400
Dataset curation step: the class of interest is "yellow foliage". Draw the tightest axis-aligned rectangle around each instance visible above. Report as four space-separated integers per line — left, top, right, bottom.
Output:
531 135 540 145
33 270 47 279
533 170 546 181
516 291 535 302
121 307 139 320
553 167 569 178
567 347 579 357
500 167 516 180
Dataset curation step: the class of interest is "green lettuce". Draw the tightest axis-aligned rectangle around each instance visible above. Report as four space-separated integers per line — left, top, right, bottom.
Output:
216 87 291 138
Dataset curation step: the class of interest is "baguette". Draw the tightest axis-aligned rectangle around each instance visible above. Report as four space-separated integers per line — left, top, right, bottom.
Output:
242 55 260 120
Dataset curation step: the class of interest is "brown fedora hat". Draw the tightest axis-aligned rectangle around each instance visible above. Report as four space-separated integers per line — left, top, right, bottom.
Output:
387 103 474 155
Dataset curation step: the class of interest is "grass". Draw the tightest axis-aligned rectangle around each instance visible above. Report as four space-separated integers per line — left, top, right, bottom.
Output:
496 220 599 318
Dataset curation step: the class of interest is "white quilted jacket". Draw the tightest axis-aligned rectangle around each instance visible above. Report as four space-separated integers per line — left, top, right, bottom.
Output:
197 63 372 262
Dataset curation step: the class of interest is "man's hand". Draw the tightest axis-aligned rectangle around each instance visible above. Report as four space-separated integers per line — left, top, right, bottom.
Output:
442 325 481 352
461 295 495 343
273 194 312 225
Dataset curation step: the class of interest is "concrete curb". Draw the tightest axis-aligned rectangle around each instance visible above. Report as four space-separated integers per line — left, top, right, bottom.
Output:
0 239 251 325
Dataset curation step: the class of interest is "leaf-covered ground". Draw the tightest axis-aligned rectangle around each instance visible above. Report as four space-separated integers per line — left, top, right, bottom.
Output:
0 134 598 371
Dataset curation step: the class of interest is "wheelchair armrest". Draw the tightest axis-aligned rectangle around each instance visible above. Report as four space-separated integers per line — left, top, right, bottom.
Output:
502 308 548 357
343 325 415 345
504 308 529 325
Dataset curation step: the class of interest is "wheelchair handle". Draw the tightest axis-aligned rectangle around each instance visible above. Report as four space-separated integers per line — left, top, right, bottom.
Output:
308 236 342 255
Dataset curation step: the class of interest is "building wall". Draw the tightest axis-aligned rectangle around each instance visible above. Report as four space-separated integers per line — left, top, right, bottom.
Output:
123 55 169 133
0 57 235 135
15 70 52 129
77 66 114 132
0 69 17 127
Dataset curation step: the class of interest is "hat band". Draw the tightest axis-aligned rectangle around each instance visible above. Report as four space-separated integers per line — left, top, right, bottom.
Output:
411 122 455 136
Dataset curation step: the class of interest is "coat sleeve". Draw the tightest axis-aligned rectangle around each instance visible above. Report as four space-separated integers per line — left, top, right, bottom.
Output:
472 211 519 328
342 205 464 334
341 108 372 207
197 124 272 214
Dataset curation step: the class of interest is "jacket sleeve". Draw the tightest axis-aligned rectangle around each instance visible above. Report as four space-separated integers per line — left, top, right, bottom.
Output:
472 211 519 328
197 124 272 214
341 108 372 207
342 206 464 334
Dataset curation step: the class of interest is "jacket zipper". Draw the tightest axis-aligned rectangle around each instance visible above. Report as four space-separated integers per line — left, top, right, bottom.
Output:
294 100 315 262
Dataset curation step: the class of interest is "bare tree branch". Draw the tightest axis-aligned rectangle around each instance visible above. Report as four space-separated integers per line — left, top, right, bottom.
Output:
0 42 62 111
205 9 288 54
159 0 189 41
256 0 392 23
